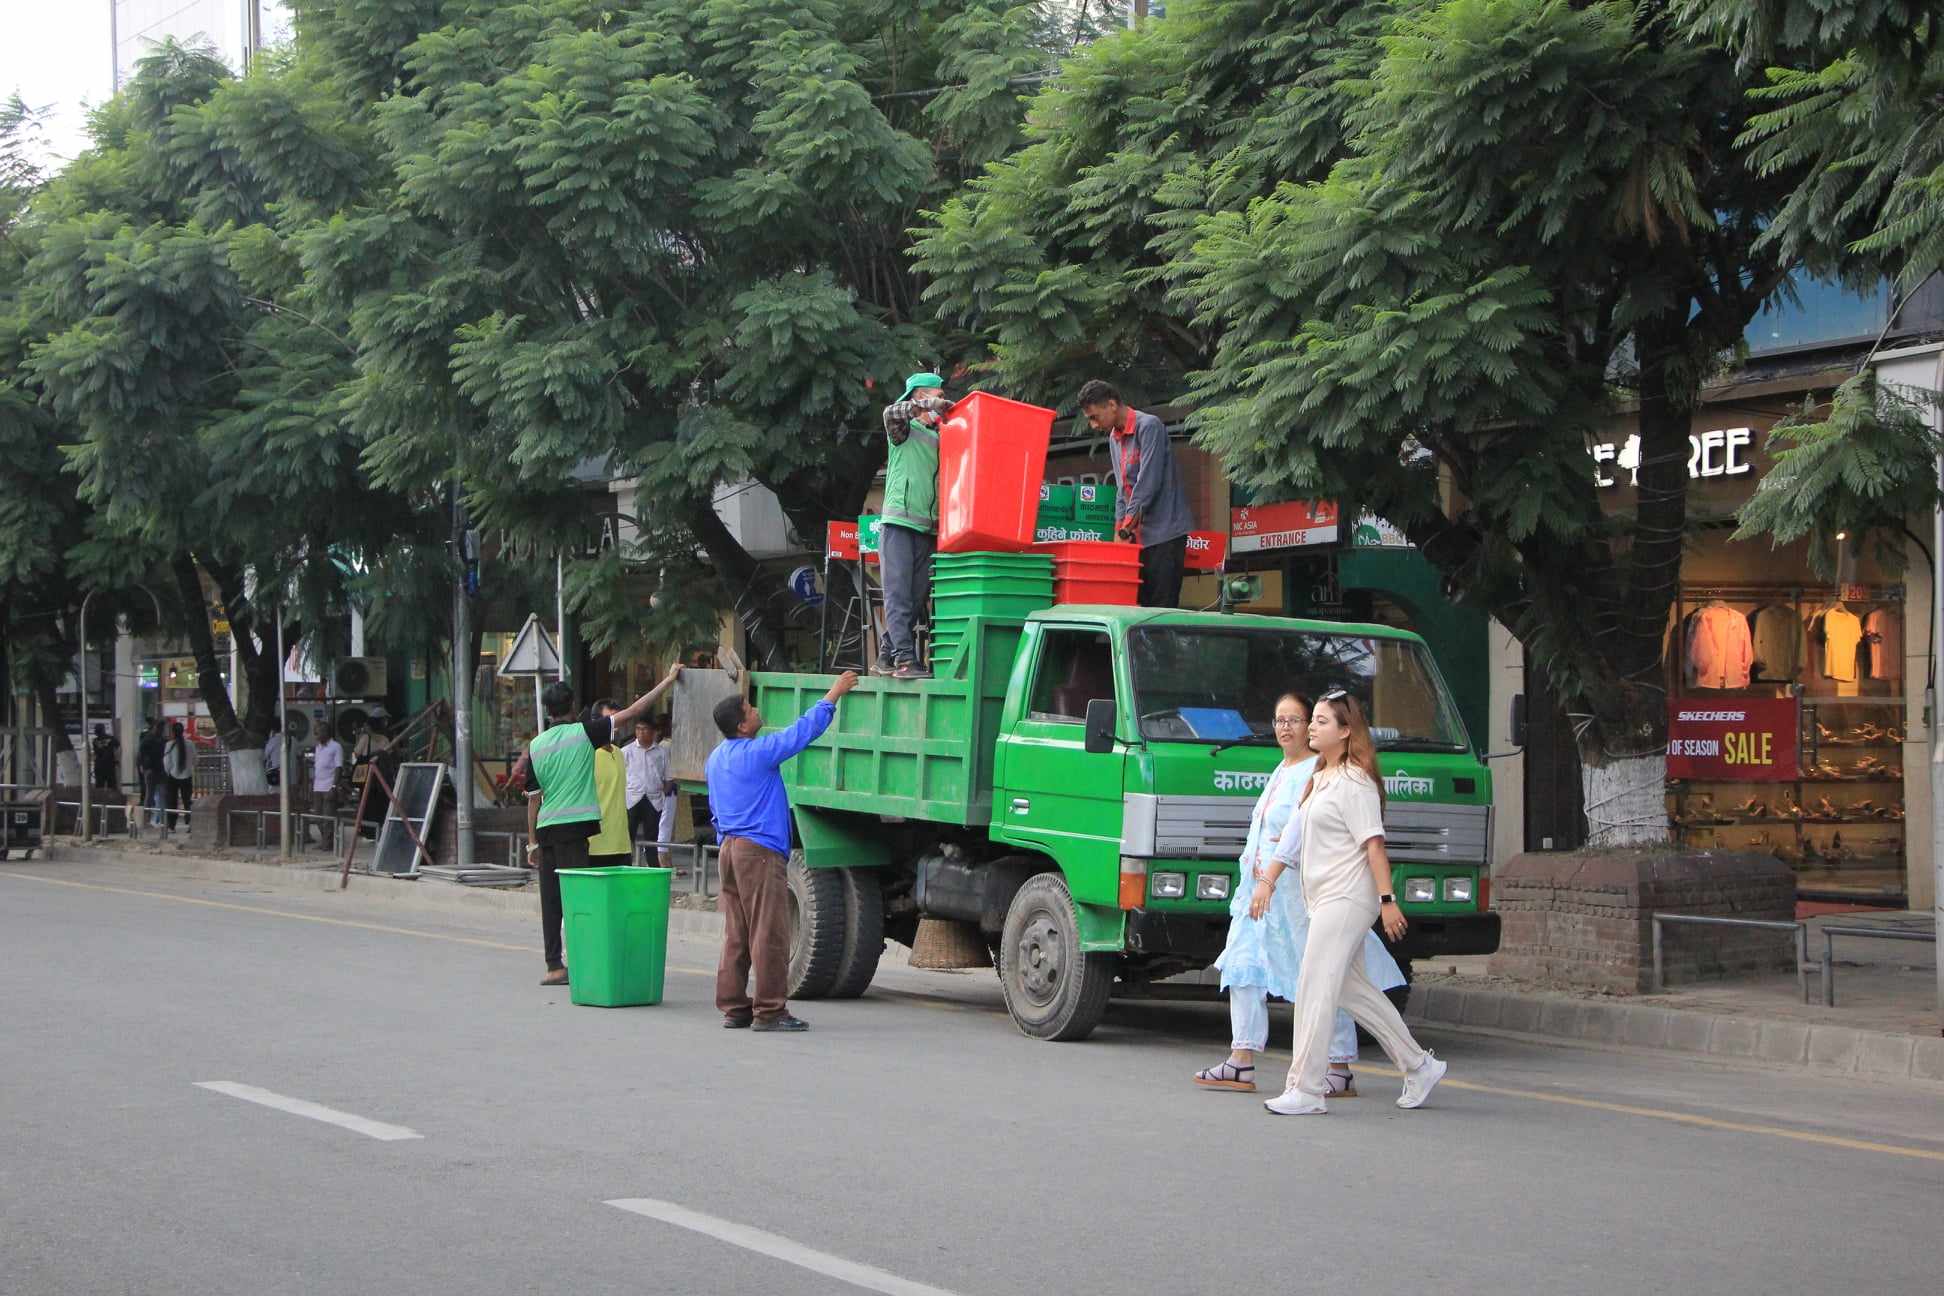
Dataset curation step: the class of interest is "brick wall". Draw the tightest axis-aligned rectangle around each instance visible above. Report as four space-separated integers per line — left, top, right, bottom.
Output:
1490 850 1796 994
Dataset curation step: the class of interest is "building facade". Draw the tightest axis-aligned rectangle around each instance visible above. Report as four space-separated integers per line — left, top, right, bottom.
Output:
111 0 292 89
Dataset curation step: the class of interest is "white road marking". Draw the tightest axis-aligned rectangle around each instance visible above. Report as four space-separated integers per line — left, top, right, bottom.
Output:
194 1082 424 1141
605 1198 964 1296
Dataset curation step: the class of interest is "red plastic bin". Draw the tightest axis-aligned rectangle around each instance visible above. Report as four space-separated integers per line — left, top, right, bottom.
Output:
1036 539 1141 606
938 393 1056 554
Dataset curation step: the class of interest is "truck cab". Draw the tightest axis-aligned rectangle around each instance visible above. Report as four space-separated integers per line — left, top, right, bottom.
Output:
692 605 1496 1042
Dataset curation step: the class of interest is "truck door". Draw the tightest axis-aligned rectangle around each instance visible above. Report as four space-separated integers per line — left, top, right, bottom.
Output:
993 625 1127 909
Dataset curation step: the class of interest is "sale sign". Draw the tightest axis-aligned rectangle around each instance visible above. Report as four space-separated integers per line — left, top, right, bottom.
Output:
1229 499 1339 553
1665 697 1800 782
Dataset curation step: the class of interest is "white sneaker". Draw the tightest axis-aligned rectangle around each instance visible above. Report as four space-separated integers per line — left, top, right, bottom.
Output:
1263 1088 1328 1116
1397 1053 1447 1109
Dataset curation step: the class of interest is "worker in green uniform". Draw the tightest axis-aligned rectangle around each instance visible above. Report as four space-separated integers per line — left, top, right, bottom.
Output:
877 371 952 680
524 664 681 986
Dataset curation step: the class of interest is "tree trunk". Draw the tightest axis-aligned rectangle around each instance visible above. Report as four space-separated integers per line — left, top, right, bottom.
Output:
168 553 273 794
684 500 788 668
34 679 80 786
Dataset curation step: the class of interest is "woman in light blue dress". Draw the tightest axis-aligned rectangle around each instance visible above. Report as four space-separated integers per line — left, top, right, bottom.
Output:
1194 692 1406 1097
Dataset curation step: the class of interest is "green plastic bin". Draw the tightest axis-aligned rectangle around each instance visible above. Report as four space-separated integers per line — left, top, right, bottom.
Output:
557 866 673 1007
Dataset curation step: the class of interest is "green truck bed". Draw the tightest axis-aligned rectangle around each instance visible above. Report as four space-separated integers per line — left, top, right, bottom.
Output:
755 617 1026 827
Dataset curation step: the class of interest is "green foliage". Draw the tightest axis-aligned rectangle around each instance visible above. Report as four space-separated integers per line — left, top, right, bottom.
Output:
1734 372 1944 573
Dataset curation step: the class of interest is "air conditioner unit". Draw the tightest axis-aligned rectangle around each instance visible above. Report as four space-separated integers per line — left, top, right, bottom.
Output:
332 656 388 699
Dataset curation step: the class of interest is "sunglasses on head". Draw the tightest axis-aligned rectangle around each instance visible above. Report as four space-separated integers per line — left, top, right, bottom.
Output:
1318 687 1350 702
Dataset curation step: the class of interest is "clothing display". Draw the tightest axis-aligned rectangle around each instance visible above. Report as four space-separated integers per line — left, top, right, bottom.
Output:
1684 601 1753 690
1748 603 1803 683
1817 606 1863 683
1864 608 1902 682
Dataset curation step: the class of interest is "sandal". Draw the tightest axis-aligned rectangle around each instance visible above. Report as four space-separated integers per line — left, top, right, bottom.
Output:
1194 1060 1256 1092
1324 1070 1359 1099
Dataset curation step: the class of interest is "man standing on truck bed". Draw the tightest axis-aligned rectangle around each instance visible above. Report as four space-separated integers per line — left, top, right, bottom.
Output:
524 666 682 987
877 372 953 680
707 670 861 1031
1078 379 1193 608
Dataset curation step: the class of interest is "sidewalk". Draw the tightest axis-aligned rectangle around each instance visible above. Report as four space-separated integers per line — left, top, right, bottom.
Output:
1410 915 1941 1085
24 839 1943 1085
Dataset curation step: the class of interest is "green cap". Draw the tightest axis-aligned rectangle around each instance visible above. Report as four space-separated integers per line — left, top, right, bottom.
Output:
901 371 946 400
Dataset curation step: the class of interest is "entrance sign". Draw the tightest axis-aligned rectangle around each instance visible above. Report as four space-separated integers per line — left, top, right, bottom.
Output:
1229 500 1339 553
1666 698 1799 782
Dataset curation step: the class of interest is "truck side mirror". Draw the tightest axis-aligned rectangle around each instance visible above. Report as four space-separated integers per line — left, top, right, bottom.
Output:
1509 693 1528 748
1084 699 1118 754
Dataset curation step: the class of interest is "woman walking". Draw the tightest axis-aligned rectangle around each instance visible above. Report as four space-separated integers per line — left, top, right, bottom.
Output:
1265 689 1447 1116
1194 692 1404 1097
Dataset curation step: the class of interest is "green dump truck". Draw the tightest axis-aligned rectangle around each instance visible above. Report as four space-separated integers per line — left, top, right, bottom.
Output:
687 606 1498 1041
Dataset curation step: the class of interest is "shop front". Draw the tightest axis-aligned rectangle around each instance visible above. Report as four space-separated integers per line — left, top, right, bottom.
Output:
1497 383 1932 911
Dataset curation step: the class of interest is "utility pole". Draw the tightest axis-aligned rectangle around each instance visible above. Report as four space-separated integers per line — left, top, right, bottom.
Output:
452 483 475 868
1933 423 1943 1026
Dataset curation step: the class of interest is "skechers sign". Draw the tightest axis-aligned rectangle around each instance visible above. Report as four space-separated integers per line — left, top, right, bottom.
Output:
1665 698 1799 782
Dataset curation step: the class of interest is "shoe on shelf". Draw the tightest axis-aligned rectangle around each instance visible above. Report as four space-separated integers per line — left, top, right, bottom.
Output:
1263 1088 1328 1116
1397 1053 1448 1109
751 1013 810 1032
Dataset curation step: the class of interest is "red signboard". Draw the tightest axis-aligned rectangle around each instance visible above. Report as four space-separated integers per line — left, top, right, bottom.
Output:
826 521 860 561
1666 697 1800 782
1229 500 1339 553
1185 530 1228 571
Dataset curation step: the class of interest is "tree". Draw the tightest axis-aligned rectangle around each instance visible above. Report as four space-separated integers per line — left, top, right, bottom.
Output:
288 0 1069 665
15 43 437 791
1675 1 1944 566
919 0 1813 846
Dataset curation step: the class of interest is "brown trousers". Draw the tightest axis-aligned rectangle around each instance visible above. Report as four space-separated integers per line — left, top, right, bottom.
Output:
715 836 791 1021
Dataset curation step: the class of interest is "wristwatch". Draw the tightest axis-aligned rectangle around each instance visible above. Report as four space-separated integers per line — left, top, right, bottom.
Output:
1378 892 1395 905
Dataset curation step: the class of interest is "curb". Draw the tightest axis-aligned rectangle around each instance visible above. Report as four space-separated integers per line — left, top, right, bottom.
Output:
1406 980 1944 1086
26 844 914 966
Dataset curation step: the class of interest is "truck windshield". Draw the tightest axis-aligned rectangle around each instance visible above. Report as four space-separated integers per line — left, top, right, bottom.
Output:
1127 626 1472 752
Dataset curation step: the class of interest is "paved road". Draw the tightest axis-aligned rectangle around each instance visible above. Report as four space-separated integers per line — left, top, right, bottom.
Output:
4 856 1940 1296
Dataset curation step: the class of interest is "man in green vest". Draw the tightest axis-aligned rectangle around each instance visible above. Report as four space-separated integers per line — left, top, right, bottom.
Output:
877 371 952 680
524 664 681 986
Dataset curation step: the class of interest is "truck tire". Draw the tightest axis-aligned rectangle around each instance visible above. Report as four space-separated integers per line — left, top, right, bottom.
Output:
828 868 885 999
786 852 846 1000
997 872 1115 1042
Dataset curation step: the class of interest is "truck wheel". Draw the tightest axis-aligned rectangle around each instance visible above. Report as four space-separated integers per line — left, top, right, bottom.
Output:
786 852 846 1000
828 868 884 999
998 873 1115 1042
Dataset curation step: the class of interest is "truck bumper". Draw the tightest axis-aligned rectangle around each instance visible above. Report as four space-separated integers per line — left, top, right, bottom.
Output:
1125 908 1231 961
1388 912 1500 961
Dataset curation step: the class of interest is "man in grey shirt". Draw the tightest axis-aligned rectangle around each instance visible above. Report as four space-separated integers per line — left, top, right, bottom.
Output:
1079 379 1194 607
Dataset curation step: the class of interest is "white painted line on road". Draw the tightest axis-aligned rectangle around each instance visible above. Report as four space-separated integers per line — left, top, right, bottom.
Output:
605 1198 964 1296
194 1082 424 1142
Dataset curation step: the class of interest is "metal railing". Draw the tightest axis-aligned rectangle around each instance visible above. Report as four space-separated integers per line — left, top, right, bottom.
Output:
1818 925 1937 1007
1650 912 1810 1003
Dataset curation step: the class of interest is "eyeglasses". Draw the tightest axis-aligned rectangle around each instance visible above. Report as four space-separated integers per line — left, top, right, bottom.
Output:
1272 716 1308 728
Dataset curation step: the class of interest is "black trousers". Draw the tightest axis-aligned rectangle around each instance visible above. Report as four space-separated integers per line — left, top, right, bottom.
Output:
539 834 591 969
627 796 662 846
1139 534 1188 608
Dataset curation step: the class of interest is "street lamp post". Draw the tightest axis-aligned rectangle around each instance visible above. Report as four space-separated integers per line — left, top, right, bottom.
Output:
78 587 163 843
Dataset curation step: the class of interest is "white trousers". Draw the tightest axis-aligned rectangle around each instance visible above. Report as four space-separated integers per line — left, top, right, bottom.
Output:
1286 898 1428 1098
1229 985 1357 1063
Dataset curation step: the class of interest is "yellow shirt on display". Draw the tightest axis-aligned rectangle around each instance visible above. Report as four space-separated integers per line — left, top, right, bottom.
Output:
1821 608 1863 683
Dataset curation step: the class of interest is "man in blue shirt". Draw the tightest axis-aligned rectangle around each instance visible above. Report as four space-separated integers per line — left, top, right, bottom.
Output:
705 669 860 1031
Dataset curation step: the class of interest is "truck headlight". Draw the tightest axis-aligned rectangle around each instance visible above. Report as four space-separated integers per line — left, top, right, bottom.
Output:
1151 872 1187 899
1403 877 1437 904
1196 874 1231 901
1443 875 1474 903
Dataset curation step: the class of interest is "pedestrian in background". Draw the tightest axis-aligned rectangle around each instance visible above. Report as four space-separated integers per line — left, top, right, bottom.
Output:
585 700 633 867
161 722 193 835
1196 693 1404 1097
138 719 166 827
309 722 344 847
90 724 118 792
623 714 675 862
706 670 860 1031
524 667 682 986
1077 379 1193 608
877 372 952 680
1265 690 1446 1116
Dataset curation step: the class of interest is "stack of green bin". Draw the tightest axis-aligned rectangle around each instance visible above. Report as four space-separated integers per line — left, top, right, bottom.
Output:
557 866 674 1007
930 552 1053 668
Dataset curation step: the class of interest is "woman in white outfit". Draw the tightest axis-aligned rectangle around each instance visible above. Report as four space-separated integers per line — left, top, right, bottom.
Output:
1265 689 1447 1116
1194 692 1405 1096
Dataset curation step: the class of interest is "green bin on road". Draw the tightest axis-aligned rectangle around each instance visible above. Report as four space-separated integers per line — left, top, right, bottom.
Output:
557 866 673 1007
